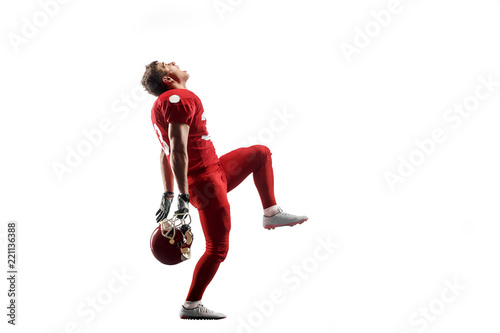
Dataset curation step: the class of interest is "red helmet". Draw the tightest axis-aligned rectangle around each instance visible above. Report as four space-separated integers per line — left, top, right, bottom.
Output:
150 215 194 265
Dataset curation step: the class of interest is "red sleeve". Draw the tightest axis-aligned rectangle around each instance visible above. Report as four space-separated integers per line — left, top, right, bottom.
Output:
164 95 195 126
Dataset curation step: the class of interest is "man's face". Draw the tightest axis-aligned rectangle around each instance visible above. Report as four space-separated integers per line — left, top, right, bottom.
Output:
159 61 189 85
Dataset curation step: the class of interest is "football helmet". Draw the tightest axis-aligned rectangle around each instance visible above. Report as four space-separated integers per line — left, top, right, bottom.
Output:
150 212 193 265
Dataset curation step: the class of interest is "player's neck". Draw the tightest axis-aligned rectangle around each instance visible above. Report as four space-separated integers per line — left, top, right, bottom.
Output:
169 81 188 90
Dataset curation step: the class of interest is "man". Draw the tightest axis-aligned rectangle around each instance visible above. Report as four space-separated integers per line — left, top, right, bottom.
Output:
141 61 308 320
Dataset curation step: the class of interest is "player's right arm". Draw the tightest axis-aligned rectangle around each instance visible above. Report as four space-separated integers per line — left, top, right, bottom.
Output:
155 149 175 222
168 123 189 194
160 149 174 193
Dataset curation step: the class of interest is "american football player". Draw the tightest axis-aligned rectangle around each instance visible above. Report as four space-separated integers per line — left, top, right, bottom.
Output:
141 61 308 320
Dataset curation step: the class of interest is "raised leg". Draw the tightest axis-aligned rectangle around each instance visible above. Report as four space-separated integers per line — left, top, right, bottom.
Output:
219 145 277 209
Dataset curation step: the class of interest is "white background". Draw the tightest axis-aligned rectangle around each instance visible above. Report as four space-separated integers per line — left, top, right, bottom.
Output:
1 0 500 332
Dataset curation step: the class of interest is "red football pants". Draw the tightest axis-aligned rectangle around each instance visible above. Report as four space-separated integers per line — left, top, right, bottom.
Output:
185 145 276 301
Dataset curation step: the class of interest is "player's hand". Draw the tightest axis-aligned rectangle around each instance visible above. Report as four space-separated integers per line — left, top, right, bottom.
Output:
156 191 174 222
174 193 190 218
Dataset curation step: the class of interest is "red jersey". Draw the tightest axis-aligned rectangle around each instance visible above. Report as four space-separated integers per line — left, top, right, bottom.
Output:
151 89 219 176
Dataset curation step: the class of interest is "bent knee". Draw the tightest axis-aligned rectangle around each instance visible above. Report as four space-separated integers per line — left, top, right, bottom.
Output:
209 248 228 263
251 145 272 163
207 240 229 262
216 249 228 262
252 144 271 155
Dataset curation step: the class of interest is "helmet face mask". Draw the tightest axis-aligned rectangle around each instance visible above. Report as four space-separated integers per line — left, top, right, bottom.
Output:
150 215 194 265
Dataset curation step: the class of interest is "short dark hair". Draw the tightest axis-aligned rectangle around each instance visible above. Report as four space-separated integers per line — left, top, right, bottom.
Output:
141 61 169 97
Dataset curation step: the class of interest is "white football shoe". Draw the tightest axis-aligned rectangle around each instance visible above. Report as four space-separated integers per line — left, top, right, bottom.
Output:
179 304 226 320
263 207 308 230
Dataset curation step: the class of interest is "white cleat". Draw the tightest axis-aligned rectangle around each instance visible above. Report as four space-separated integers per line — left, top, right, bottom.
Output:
263 207 308 230
179 304 226 320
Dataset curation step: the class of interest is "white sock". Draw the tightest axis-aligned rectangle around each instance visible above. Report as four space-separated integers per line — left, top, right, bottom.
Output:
183 300 201 309
264 205 280 217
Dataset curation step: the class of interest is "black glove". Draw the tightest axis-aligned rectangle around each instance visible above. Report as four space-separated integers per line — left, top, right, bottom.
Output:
174 193 190 218
156 191 174 222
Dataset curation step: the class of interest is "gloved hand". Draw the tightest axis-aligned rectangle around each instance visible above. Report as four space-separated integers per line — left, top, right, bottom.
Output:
156 191 174 222
174 193 190 218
